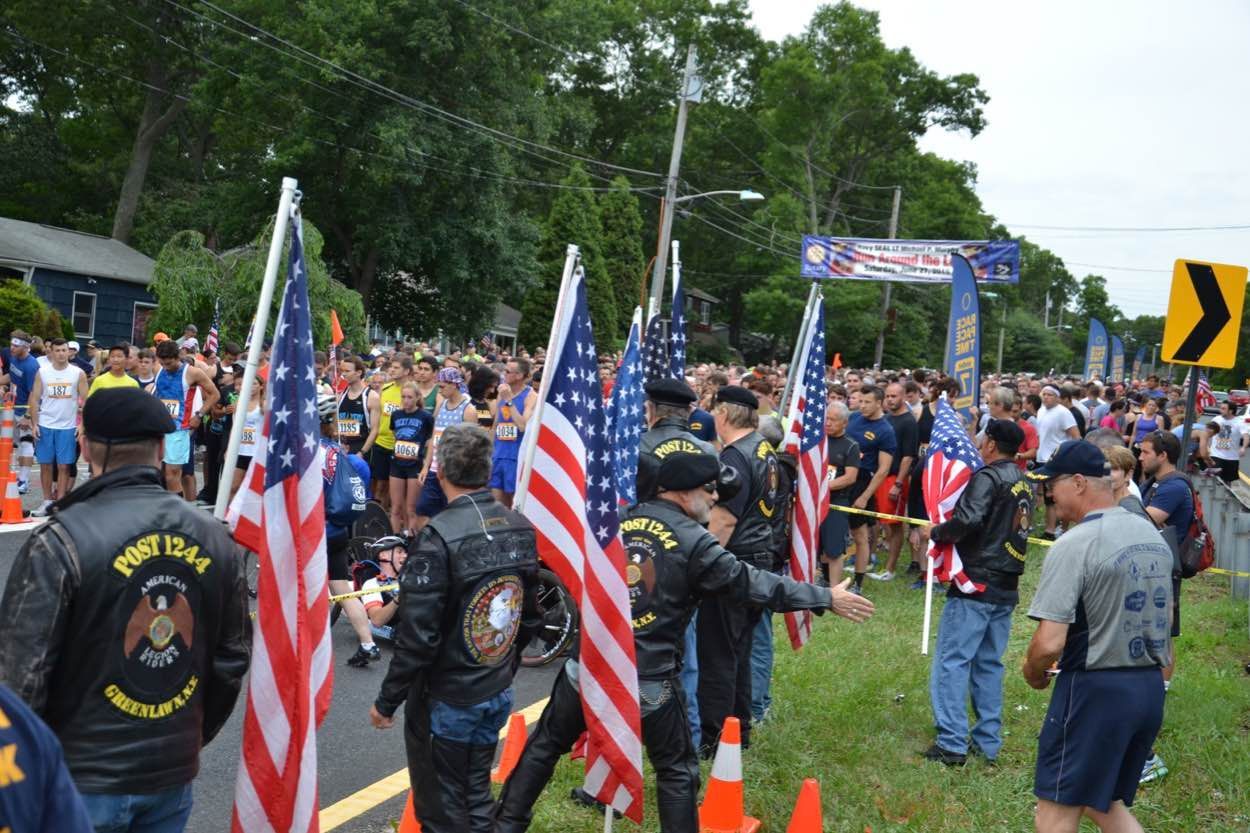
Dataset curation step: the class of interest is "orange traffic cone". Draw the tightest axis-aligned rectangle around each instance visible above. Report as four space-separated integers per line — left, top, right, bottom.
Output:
0 474 24 525
698 717 761 833
398 791 422 832
491 712 528 784
0 399 15 478
785 778 822 833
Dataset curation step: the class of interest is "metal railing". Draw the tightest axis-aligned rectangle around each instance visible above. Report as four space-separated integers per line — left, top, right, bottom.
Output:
1191 472 1250 609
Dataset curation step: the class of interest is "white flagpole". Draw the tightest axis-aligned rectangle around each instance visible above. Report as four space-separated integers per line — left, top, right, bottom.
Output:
779 283 821 420
603 804 613 832
214 176 299 520
921 552 935 655
513 245 581 513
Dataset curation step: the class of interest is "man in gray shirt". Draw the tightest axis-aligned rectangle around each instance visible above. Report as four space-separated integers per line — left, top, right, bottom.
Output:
1022 440 1172 833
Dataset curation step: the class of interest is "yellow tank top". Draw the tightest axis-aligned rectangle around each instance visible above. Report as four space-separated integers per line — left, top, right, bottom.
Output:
375 382 404 450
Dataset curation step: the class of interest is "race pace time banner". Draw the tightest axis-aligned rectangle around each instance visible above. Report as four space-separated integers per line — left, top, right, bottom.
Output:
945 255 981 421
801 236 1021 284
1110 336 1125 383
1084 318 1109 380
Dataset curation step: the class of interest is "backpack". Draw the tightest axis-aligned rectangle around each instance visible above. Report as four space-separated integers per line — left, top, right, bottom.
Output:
1152 473 1216 578
322 444 369 530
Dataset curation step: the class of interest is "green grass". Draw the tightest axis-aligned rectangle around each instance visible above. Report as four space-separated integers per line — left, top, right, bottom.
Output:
518 544 1250 833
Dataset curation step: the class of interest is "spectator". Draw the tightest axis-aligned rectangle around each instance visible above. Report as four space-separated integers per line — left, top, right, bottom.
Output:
1023 440 1172 833
1205 401 1247 483
1034 386 1079 539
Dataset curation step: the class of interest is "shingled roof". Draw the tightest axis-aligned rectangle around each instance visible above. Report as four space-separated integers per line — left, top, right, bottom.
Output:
0 217 155 285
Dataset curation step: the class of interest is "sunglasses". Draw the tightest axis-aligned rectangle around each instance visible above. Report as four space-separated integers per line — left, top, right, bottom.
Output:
701 482 718 495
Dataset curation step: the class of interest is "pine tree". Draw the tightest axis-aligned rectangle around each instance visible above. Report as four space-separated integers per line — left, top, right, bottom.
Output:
599 177 647 335
518 164 617 351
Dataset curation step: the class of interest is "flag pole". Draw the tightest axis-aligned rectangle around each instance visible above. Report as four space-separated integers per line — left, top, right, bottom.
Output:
603 804 614 832
779 283 820 418
214 176 299 520
921 552 935 655
514 245 581 513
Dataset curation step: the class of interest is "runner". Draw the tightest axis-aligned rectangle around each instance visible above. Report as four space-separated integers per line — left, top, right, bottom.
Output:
337 354 381 459
414 368 477 530
151 339 219 499
0 330 41 494
371 355 412 511
490 358 533 508
388 381 434 535
227 371 266 503
27 339 90 515
87 344 139 397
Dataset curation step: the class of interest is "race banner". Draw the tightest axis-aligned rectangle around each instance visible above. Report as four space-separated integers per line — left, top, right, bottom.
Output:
1132 345 1146 380
801 236 1020 284
1110 336 1125 383
944 255 981 420
1084 318 1109 380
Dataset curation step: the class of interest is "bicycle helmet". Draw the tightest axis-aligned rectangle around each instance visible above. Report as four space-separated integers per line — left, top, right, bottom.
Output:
317 392 337 423
366 534 408 555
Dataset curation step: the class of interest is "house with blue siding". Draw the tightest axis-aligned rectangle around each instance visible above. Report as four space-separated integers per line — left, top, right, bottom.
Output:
0 217 158 346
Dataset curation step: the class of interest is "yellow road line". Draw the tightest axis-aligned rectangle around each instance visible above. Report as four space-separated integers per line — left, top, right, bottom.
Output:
319 694 551 831
1240 470 1250 487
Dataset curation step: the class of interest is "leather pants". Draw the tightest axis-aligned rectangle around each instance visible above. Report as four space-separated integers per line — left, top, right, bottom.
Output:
404 697 498 833
493 669 701 832
696 594 752 755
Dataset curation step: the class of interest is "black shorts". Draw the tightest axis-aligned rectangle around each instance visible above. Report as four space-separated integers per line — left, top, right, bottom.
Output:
390 462 423 480
1034 667 1164 812
847 478 874 529
906 474 928 520
235 454 253 472
369 445 393 482
327 535 352 582
1214 458 1240 484
819 505 851 560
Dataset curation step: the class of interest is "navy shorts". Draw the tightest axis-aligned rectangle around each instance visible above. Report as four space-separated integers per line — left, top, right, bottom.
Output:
1034 667 1164 812
819 505 851 560
415 474 447 518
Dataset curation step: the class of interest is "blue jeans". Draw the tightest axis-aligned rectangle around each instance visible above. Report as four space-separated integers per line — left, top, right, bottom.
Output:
430 688 514 744
929 596 1014 759
679 616 700 749
81 784 194 833
750 609 774 721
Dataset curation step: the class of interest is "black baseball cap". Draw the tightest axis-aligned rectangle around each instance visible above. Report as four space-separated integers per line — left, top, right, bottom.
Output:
1026 439 1111 481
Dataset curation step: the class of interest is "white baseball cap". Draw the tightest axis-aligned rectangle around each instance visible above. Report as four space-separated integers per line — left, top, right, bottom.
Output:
67 340 80 351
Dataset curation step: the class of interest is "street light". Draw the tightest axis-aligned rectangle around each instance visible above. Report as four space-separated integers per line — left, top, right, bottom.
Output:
648 189 766 316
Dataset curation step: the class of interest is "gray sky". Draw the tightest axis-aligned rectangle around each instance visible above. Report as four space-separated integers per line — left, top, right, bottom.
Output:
747 0 1250 322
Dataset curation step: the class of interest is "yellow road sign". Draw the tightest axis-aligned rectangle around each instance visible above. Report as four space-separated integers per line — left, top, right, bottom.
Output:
1161 259 1247 368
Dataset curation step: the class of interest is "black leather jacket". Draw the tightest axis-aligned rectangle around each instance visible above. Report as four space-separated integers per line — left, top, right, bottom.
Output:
0 466 251 794
723 431 782 568
636 416 717 503
929 459 1032 605
623 498 831 680
375 491 541 716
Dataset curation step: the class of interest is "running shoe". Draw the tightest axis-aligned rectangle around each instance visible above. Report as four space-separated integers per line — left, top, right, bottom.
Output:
16 480 28 495
867 570 895 582
1139 754 1168 784
30 500 54 517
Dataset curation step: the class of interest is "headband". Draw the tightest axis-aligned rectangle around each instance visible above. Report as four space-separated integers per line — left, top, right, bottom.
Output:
1042 385 1060 396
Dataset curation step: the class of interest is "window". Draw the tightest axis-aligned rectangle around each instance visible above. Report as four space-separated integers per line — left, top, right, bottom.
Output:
700 300 711 325
72 291 96 338
133 302 157 344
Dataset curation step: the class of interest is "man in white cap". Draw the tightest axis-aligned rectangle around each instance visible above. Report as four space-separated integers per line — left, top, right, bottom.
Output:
1034 385 1079 539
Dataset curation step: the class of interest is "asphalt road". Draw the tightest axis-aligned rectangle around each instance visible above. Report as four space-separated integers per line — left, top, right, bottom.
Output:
0 492 562 832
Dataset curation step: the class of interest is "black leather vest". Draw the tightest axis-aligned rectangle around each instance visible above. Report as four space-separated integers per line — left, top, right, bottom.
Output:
724 431 781 566
636 417 716 502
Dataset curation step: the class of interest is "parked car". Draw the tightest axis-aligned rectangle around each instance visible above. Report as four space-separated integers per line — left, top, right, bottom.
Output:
1227 389 1250 407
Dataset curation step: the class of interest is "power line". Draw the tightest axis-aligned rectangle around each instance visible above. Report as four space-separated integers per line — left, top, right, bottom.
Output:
1065 262 1171 274
681 211 800 261
1009 222 1250 233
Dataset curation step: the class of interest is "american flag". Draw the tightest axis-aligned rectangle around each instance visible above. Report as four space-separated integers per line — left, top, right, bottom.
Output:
227 210 332 833
1196 372 1217 411
607 310 644 505
205 301 219 355
781 295 827 649
670 265 687 379
642 312 670 384
923 399 986 595
519 268 644 822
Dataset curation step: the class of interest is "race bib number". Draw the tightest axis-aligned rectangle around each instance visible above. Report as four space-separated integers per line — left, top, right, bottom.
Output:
384 402 400 416
242 426 256 445
495 422 518 441
161 399 181 418
338 418 361 438
1216 435 1232 450
49 383 73 399
394 439 421 461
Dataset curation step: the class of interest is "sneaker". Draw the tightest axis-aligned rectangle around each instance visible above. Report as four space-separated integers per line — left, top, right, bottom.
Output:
16 479 28 495
906 561 921 575
364 644 381 662
921 743 966 767
346 646 373 668
1139 754 1168 784
867 570 895 582
848 584 864 597
30 500 54 518
909 577 938 590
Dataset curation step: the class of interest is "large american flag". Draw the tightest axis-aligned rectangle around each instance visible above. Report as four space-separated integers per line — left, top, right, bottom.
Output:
642 312 670 385
781 295 827 649
923 399 986 595
1196 372 1217 411
205 301 219 355
520 269 644 821
227 211 332 833
607 311 644 505
669 264 687 379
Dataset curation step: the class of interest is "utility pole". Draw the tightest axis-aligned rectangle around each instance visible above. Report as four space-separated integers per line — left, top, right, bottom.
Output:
997 301 1007 373
648 45 698 322
872 185 903 369
1043 290 1051 329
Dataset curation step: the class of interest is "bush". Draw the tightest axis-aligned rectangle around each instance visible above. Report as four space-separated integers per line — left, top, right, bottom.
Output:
0 279 70 341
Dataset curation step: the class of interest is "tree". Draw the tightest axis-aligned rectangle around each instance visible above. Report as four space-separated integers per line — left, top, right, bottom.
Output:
0 280 69 341
599 177 647 332
519 165 615 350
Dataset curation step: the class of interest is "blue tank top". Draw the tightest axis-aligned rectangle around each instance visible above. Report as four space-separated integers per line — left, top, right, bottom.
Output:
391 408 434 467
493 387 531 462
153 365 191 429
1133 414 1160 444
430 398 470 473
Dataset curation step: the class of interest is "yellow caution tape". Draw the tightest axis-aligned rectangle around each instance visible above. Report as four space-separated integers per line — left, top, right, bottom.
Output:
826 503 1054 548
249 582 400 619
1207 566 1250 579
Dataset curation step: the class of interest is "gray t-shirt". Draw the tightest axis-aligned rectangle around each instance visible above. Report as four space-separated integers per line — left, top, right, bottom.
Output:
1028 506 1172 671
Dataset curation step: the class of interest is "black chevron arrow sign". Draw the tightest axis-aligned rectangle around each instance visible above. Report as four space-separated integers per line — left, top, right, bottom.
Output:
1171 262 1231 362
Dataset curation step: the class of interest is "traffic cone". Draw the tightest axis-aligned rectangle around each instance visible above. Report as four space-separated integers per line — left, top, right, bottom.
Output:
397 791 422 832
0 475 24 524
0 399 15 479
491 712 528 784
785 779 822 833
698 717 761 833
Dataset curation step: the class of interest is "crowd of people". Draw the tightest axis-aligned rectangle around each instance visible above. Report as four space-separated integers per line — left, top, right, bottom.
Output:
0 317 1243 833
